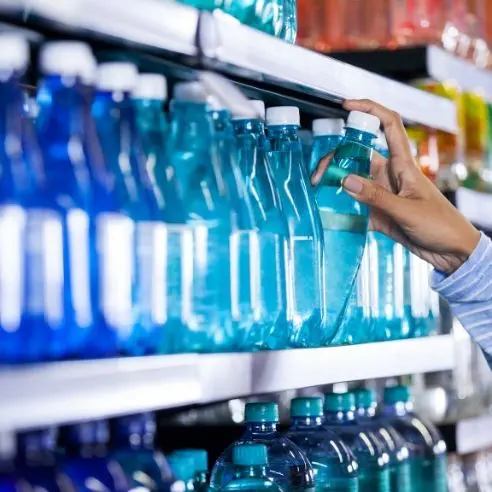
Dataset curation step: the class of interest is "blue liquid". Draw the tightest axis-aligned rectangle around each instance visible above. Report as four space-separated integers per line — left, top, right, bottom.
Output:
406 251 430 338
298 130 313 172
315 128 374 345
167 98 234 353
233 117 290 350
280 0 297 42
268 123 324 348
309 134 343 175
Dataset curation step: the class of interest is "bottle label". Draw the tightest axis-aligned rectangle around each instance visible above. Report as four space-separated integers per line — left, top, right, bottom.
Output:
318 208 368 233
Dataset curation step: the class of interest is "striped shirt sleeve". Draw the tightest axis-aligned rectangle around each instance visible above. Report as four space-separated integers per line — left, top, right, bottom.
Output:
431 233 492 365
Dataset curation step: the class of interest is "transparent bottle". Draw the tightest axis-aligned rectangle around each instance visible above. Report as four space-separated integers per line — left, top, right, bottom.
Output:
172 449 209 491
0 35 64 363
309 118 344 174
232 100 290 350
381 386 448 492
266 106 324 348
168 455 196 491
315 111 380 345
110 413 176 492
352 389 411 492
223 444 282 491
286 397 360 491
281 0 298 43
323 392 390 492
210 402 315 491
167 82 234 353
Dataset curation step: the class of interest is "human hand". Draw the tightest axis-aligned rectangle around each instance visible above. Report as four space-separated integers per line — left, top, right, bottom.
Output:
311 99 480 275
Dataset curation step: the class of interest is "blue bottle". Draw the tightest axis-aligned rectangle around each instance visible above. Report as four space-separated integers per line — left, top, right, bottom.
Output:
298 129 313 172
60 421 130 492
111 413 175 491
223 444 282 491
309 118 344 175
208 98 260 352
232 100 290 350
407 253 432 338
210 402 315 491
280 0 297 43
352 389 411 492
324 392 390 492
171 449 209 491
167 82 234 353
168 454 196 491
286 397 359 491
266 106 324 348
381 386 448 492
93 62 163 355
315 111 380 345
0 35 65 363
16 429 66 492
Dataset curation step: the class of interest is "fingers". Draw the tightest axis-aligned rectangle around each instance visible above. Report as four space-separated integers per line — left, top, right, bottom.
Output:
311 152 333 186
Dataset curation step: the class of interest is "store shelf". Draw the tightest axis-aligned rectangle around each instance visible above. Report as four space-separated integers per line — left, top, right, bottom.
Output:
440 414 492 454
0 336 456 432
456 187 492 232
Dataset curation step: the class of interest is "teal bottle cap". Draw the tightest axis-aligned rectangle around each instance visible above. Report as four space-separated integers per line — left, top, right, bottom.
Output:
168 455 195 482
384 385 411 404
172 449 208 472
245 402 279 423
351 388 376 409
324 392 356 412
233 443 268 466
290 397 323 418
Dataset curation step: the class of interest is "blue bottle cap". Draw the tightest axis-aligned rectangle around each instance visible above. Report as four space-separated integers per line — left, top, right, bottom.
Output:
245 402 279 423
351 388 376 409
384 385 411 404
324 392 356 412
290 397 323 418
168 455 195 482
172 449 208 472
233 443 268 466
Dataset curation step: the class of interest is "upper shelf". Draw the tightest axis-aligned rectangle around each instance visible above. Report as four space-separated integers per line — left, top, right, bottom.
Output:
0 0 457 133
0 336 456 432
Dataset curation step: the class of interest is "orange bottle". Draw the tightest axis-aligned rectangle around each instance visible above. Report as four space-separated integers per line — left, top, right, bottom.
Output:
314 0 347 52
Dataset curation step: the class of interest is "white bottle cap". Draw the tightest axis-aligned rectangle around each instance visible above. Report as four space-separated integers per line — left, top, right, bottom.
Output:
0 34 29 72
312 118 345 137
266 106 300 126
133 73 167 101
346 110 380 135
375 129 388 151
232 99 265 121
173 81 208 103
206 94 226 111
96 62 138 93
40 41 96 84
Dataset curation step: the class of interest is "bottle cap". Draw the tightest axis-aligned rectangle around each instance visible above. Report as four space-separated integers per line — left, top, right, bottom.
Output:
133 73 167 101
245 402 279 423
290 397 323 418
351 388 375 409
168 455 195 482
266 106 300 127
233 443 268 466
172 449 208 473
96 62 138 93
173 81 208 103
232 99 265 121
384 385 411 404
40 41 96 84
324 392 356 413
0 34 29 72
312 118 345 137
346 110 380 135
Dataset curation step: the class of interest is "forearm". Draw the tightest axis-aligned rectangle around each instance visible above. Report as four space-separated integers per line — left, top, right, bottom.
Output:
432 233 492 364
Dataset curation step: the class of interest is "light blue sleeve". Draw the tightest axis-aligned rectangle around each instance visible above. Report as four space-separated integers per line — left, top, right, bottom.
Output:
431 233 492 367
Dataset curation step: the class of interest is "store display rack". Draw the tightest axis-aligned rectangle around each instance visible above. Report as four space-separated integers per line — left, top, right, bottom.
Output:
440 413 492 454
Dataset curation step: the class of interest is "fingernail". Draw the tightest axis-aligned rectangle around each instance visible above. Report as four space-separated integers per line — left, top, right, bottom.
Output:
343 174 363 194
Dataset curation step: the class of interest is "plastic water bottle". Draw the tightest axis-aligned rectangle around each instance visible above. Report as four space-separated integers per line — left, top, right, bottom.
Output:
0 35 64 363
93 62 164 356
232 100 290 350
286 397 359 491
210 402 315 491
309 118 344 174
381 386 448 492
266 106 324 348
223 444 282 491
281 0 298 43
324 392 390 491
172 449 209 491
315 111 380 345
110 413 175 491
168 82 234 353
299 129 313 172
168 454 196 491
352 389 411 492
60 421 130 492
208 97 260 352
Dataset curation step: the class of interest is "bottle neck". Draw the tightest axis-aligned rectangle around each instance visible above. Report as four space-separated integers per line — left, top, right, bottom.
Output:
235 465 268 479
232 118 265 137
380 401 412 418
267 124 300 143
355 405 376 421
63 422 109 456
169 100 213 150
16 430 56 466
134 98 168 138
245 422 278 434
290 416 324 429
343 127 376 146
111 414 155 450
324 410 355 424
210 108 234 138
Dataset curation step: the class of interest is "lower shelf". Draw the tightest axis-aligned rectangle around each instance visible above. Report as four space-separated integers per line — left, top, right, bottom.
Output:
0 335 456 432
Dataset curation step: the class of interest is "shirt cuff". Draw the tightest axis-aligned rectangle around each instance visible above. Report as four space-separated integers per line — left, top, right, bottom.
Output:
431 232 492 303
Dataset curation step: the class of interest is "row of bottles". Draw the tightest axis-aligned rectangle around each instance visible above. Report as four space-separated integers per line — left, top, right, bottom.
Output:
177 0 297 43
448 448 492 491
209 385 448 491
